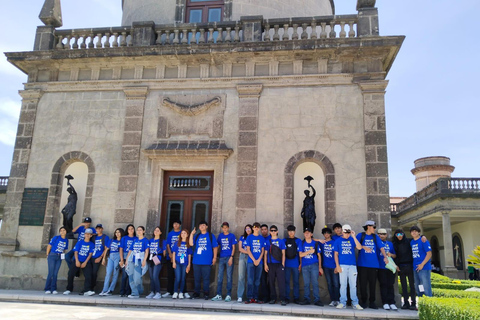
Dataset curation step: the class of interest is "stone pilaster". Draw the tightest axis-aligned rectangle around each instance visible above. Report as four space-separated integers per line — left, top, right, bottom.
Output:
235 84 262 235
114 87 148 226
358 80 390 228
442 210 457 277
0 90 43 251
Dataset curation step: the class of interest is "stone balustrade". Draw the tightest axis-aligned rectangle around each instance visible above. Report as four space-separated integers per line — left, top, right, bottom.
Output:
55 27 132 50
154 21 242 45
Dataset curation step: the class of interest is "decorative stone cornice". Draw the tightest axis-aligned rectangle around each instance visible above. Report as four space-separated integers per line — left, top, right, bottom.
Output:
143 140 233 159
123 87 148 100
162 96 221 116
356 80 389 93
411 164 455 175
236 84 263 98
18 89 43 101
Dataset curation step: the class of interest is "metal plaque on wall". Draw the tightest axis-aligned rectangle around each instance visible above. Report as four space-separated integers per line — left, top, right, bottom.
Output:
19 188 49 226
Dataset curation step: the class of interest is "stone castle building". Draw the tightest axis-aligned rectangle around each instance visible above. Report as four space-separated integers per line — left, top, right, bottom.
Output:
0 0 404 293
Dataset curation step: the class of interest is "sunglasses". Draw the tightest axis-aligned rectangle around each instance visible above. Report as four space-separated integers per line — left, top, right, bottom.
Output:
396 233 403 236
378 233 386 235
367 225 376 229
270 230 278 232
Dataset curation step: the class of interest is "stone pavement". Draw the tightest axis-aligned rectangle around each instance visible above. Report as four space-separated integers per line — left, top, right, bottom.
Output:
0 290 419 319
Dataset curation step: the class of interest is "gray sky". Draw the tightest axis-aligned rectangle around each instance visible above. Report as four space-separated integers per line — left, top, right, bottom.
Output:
0 0 479 198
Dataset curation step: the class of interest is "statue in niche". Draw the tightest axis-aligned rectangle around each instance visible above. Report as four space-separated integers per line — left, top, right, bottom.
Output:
301 176 317 232
61 175 77 235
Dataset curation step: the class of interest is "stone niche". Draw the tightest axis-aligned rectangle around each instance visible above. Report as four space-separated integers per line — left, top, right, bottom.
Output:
157 94 226 139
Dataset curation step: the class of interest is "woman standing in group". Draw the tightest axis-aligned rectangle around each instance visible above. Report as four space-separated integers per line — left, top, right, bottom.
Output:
119 224 136 297
236 224 253 302
146 226 165 299
44 226 69 294
172 229 192 299
99 228 124 296
125 226 150 298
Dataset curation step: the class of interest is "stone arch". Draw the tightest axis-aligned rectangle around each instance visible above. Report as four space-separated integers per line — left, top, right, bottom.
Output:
284 150 335 232
452 233 464 271
41 151 95 249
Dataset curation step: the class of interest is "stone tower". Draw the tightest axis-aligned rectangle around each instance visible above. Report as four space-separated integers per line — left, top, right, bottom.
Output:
411 156 455 192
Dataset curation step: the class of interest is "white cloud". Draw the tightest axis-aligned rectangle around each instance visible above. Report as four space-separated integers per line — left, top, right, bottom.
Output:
0 98 21 146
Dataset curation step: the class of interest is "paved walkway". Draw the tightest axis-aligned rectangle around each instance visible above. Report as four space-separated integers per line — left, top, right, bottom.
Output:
0 290 419 319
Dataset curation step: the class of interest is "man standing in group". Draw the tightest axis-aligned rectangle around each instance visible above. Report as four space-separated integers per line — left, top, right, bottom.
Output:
321 227 340 307
91 224 109 293
212 222 237 302
259 224 271 303
164 220 184 298
299 227 324 307
332 223 343 241
245 222 266 304
377 228 397 310
284 225 302 304
410 225 432 298
66 217 96 270
264 225 287 306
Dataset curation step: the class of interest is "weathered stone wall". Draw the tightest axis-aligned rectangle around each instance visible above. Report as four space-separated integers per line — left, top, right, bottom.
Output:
122 0 176 26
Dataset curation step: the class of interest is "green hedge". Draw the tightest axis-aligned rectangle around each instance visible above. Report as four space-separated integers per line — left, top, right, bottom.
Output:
431 272 451 283
432 282 480 290
419 297 480 320
432 288 480 299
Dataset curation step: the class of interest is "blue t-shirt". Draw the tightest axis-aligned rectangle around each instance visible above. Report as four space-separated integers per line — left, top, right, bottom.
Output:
332 234 341 241
265 238 286 264
49 235 69 254
356 233 385 268
285 238 302 268
321 239 336 269
76 226 96 241
120 236 137 256
378 240 396 269
239 235 248 251
166 230 181 260
301 240 320 266
411 238 432 271
334 237 357 266
192 233 218 265
132 237 150 254
172 241 193 265
92 234 110 259
73 240 94 263
263 234 272 242
149 238 164 256
108 238 121 253
217 233 238 258
246 234 266 264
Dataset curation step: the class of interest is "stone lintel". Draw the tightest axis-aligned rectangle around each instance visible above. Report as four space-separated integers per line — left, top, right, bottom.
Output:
357 80 389 93
123 87 149 100
18 89 43 101
236 84 263 98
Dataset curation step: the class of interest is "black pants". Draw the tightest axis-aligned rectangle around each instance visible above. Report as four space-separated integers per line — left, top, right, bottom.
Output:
378 269 395 305
358 266 377 304
398 264 416 306
268 263 285 301
91 260 102 290
67 260 93 292
166 260 175 294
120 266 131 295
259 267 271 302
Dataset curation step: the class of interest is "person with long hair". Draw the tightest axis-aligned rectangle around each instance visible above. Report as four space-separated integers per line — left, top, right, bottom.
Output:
119 224 136 296
99 228 124 296
172 229 192 299
146 226 164 299
236 224 252 302
91 224 110 293
125 226 150 298
44 226 69 294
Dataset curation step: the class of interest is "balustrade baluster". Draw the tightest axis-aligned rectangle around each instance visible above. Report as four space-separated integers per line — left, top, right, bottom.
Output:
56 36 64 49
173 29 180 44
96 33 103 48
120 32 127 47
155 30 163 45
264 24 271 41
340 21 346 38
348 21 356 37
199 28 206 43
88 34 95 48
320 22 327 39
329 21 336 38
207 28 214 43
273 25 280 41
311 22 317 39
72 35 79 49
65 35 72 49
225 27 232 42
104 33 111 47
282 24 289 41
112 33 119 47
234 26 240 42
301 23 308 39
292 24 299 40
80 34 87 49
181 29 188 44
165 30 172 45
216 27 223 43
191 28 198 44
126 34 133 46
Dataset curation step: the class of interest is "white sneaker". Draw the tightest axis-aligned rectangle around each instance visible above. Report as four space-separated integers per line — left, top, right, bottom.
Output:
45 291 51 294
383 304 390 310
172 292 179 299
162 292 171 298
128 295 139 299
63 290 71 295
99 292 105 296
52 291 58 295
211 294 222 301
184 292 191 299
352 304 364 310
153 293 162 299
84 291 95 296
146 292 155 299
237 297 243 303
336 303 345 309
390 304 398 311
179 293 184 299
329 301 336 307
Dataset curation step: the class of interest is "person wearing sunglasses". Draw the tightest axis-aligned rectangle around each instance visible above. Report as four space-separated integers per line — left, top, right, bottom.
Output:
264 225 287 306
376 229 397 310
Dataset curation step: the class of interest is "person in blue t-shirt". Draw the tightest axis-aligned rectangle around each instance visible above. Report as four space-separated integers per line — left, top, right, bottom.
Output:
376 228 397 310
91 224 109 293
245 222 266 303
212 222 237 302
264 225 287 306
284 225 302 304
164 220 182 298
356 220 388 309
44 226 69 294
172 229 193 299
334 224 363 310
119 224 137 296
259 224 271 303
410 225 432 297
320 227 339 307
146 226 165 300
332 223 343 241
100 227 124 296
189 220 218 299
237 224 253 302
65 217 96 270
64 228 95 295
299 227 324 306
125 226 150 298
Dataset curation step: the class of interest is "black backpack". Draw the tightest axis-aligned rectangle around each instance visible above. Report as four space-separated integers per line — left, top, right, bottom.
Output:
268 239 283 263
285 238 298 259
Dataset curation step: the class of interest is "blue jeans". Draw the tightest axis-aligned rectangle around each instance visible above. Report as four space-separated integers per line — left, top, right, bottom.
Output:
324 267 340 302
414 269 432 297
193 264 211 295
44 253 63 291
148 262 162 294
102 252 121 293
302 263 320 303
216 256 234 296
237 253 248 299
285 266 300 300
339 264 359 305
174 263 187 293
129 262 145 296
247 262 263 299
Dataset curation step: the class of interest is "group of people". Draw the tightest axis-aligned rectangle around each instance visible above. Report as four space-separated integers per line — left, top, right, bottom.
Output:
43 217 432 310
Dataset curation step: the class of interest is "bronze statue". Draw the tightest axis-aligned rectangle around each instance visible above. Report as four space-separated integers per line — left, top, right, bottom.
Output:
61 175 77 234
301 176 316 232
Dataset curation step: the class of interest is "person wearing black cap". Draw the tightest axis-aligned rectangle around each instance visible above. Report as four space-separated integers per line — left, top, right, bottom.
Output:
264 225 287 306
65 217 96 270
91 224 109 293
392 229 416 310
299 227 323 306
284 225 302 304
64 228 95 295
164 219 182 298
212 222 237 302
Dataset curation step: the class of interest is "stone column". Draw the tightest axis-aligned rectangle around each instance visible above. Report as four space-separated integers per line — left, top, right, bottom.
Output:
358 81 390 228
114 87 148 227
235 84 262 235
0 90 43 251
417 220 424 234
442 210 457 277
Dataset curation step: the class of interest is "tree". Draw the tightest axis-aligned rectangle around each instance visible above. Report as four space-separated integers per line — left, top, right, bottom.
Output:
467 245 480 269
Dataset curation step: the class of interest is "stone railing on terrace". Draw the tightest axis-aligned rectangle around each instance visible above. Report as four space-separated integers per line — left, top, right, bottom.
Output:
0 177 8 192
393 178 480 215
55 26 133 50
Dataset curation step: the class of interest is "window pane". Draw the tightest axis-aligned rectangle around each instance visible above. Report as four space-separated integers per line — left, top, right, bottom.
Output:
191 201 209 230
189 9 203 23
208 8 222 22
166 200 184 232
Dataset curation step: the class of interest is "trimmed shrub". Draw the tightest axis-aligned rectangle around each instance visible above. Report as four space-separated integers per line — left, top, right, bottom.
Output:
432 288 480 299
419 297 480 320
432 282 480 290
431 272 451 283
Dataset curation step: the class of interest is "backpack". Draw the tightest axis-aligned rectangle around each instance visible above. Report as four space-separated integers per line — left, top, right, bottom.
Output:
268 239 283 263
302 239 319 256
359 232 380 250
285 238 298 259
194 232 214 255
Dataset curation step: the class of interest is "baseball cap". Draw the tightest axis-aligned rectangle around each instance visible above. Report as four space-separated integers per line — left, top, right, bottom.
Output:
84 228 93 234
304 227 313 233
83 217 92 223
96 224 103 229
377 228 387 234
363 220 376 227
342 224 352 232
